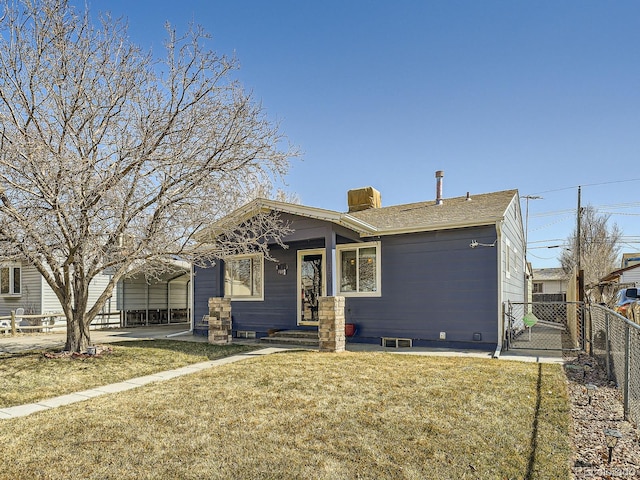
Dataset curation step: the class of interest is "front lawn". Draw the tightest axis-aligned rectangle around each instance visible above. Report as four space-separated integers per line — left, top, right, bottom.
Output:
0 340 258 408
0 351 572 479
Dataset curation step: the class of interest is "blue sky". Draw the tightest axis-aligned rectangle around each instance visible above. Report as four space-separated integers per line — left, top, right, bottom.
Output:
78 0 640 268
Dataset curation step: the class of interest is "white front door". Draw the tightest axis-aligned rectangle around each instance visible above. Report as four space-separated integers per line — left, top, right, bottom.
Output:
297 249 326 325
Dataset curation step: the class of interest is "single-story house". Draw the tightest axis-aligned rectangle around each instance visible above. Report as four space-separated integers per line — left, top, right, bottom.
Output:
601 263 640 287
587 255 640 304
193 181 525 350
532 268 570 301
0 263 117 321
0 260 191 329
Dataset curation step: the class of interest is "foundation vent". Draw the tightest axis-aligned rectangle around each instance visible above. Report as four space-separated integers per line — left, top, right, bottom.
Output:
381 337 412 348
236 330 257 339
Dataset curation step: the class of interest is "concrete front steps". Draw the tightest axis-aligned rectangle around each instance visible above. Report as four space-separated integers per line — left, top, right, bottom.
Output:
259 330 319 347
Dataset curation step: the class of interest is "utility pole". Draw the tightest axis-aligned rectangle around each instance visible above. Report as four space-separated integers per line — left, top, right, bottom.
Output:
577 186 584 302
577 186 581 272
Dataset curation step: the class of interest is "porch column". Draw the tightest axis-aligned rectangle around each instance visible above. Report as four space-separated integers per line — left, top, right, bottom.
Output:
208 297 232 345
326 230 337 296
318 296 345 353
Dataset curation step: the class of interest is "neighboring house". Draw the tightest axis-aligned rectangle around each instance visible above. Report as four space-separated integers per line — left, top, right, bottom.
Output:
0 260 191 328
193 182 526 350
599 262 640 288
532 268 570 301
0 263 117 319
592 261 640 305
621 253 640 269
116 262 191 327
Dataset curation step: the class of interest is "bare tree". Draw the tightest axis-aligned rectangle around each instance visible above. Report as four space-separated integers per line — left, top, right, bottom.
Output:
250 184 301 204
0 0 297 351
560 205 621 287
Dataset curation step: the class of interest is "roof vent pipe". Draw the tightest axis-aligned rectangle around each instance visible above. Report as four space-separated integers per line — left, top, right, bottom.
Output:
435 170 444 205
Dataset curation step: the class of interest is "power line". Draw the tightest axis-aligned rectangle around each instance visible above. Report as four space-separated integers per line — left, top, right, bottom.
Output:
526 177 640 196
530 202 640 219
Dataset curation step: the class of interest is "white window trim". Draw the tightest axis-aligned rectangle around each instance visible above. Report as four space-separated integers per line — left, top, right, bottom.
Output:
336 241 382 297
0 263 21 296
223 253 264 301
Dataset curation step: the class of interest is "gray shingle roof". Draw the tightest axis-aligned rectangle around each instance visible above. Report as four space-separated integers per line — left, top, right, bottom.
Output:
348 189 518 234
198 189 519 241
533 268 570 281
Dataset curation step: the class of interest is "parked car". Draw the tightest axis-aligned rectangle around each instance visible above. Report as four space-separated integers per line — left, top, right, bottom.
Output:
613 287 640 322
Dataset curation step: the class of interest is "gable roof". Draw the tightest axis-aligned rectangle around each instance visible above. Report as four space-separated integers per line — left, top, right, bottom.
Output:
199 189 519 240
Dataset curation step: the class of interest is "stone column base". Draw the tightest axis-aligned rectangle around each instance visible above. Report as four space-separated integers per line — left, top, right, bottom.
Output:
318 296 346 353
208 297 232 345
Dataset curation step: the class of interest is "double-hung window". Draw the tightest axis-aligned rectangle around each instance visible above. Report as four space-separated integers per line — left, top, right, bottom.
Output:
0 264 21 295
337 242 381 297
224 254 263 301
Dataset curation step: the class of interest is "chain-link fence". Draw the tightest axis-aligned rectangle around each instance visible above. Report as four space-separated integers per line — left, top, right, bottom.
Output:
503 301 583 352
586 303 640 425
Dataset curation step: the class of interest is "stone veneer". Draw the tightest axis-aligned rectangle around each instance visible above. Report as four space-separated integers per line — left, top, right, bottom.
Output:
208 297 232 345
318 296 346 353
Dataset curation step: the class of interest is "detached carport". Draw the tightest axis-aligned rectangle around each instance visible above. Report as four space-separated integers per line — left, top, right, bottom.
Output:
117 263 191 327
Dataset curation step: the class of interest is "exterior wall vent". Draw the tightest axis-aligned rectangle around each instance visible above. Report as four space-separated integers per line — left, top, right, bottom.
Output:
381 337 412 348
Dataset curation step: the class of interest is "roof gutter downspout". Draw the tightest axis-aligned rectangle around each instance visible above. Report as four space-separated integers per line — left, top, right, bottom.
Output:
494 220 503 359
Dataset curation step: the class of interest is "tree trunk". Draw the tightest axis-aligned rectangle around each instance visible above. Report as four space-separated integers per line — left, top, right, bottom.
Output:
65 313 92 352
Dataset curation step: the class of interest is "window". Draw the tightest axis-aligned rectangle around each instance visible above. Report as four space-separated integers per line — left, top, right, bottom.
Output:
337 242 381 296
0 264 21 295
533 282 543 294
224 254 263 300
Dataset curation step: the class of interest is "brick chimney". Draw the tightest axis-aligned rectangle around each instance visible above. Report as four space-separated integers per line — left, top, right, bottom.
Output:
347 187 381 212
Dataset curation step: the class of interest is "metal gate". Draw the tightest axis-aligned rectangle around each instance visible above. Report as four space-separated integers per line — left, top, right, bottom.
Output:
503 301 584 353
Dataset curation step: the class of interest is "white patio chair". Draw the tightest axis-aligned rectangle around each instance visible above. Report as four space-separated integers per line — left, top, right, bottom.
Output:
15 307 25 333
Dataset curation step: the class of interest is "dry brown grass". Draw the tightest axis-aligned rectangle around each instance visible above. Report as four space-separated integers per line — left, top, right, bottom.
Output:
0 340 258 407
0 351 572 479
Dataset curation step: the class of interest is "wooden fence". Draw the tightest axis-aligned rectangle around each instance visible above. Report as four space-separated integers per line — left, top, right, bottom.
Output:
0 311 121 336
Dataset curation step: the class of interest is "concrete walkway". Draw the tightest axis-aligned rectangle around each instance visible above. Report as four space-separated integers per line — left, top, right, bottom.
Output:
0 346 290 420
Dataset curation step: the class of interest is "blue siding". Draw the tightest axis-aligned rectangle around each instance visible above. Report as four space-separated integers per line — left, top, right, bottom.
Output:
229 243 306 334
193 217 503 347
194 240 325 337
347 226 498 346
193 261 222 334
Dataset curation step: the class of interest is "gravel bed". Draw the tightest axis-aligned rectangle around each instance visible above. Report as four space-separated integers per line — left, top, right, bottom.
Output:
565 353 640 479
